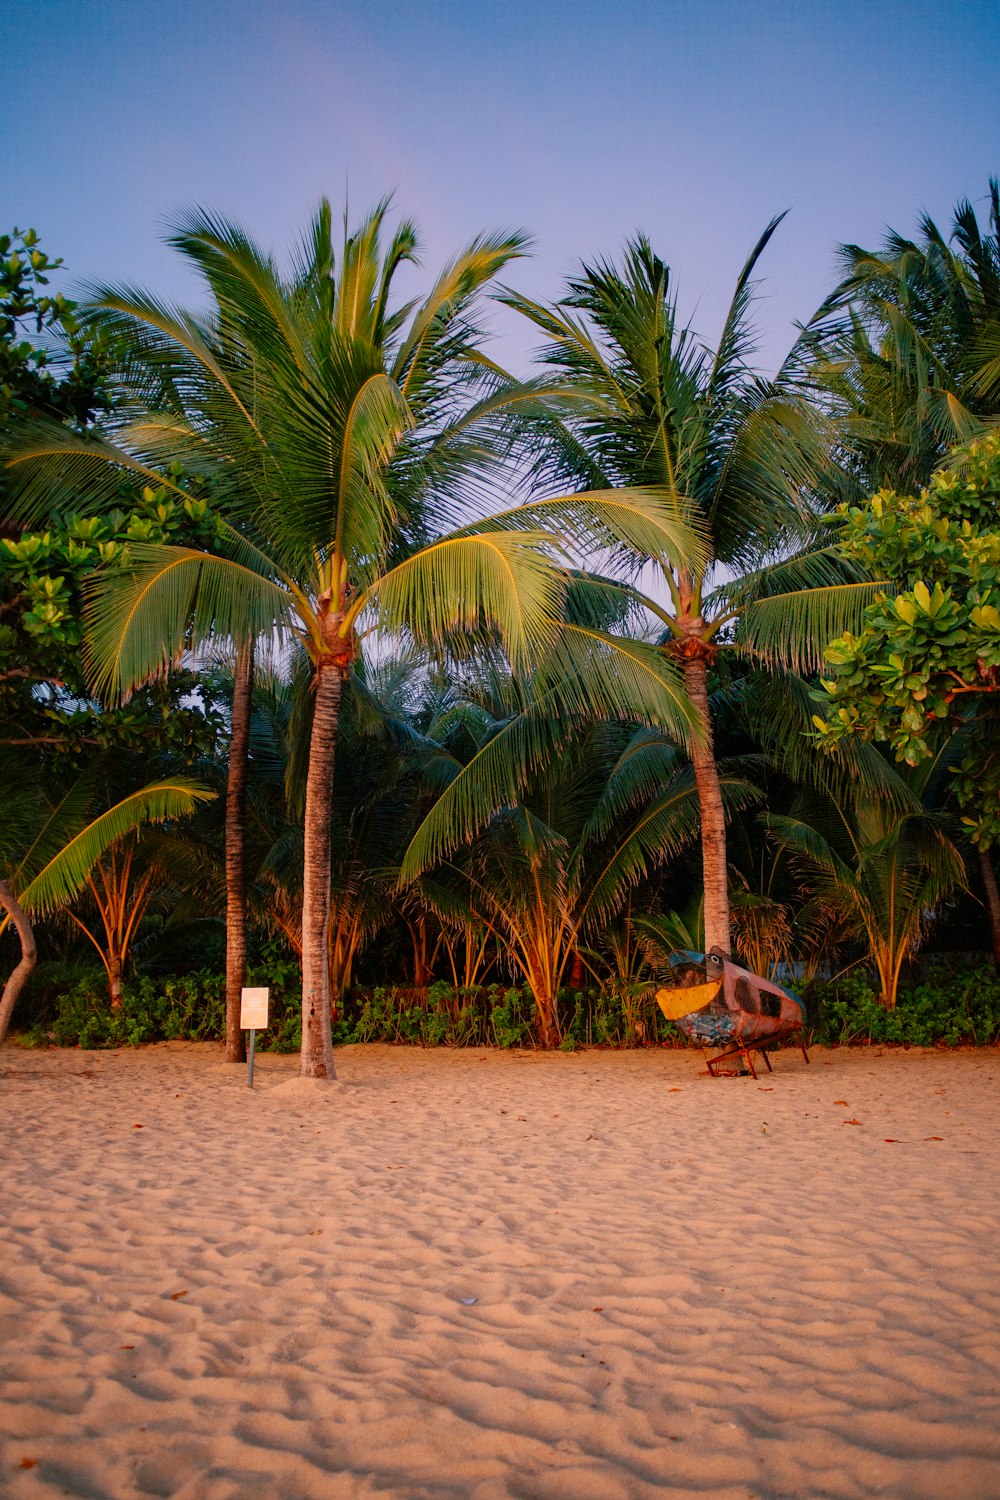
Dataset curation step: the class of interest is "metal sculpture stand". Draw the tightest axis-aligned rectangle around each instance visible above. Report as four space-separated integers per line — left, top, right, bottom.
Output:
703 1028 811 1080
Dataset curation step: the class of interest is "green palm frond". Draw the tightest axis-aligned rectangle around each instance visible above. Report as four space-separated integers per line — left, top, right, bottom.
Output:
336 373 414 567
18 780 215 916
84 545 291 699
362 530 566 668
464 487 709 576
394 230 531 398
762 812 857 887
0 766 95 888
708 540 869 619
737 671 924 813
708 213 787 401
582 728 684 844
733 580 887 674
398 623 700 882
582 771 762 927
4 420 194 524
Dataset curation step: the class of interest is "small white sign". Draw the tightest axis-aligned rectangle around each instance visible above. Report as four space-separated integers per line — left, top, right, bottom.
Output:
240 986 270 1029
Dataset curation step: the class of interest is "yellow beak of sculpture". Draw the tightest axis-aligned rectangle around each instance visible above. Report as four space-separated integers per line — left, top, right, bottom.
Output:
655 979 723 1021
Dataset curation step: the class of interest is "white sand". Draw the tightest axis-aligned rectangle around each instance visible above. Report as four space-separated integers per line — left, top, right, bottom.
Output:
0 1041 997 1499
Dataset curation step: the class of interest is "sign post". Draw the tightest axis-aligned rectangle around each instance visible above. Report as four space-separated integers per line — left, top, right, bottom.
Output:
240 987 270 1088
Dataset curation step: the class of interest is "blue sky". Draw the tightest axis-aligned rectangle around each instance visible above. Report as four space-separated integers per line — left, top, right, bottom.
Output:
4 0 999 374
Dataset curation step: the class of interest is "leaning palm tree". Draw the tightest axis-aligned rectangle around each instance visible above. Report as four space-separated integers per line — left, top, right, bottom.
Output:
8 203 704 1076
502 224 857 954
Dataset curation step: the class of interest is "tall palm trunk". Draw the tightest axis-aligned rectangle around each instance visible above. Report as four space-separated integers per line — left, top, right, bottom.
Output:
224 640 254 1063
678 623 731 955
0 880 36 1046
981 850 1000 969
301 663 342 1078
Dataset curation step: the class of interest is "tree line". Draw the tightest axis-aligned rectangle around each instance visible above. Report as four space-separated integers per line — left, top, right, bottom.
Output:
1 185 998 1072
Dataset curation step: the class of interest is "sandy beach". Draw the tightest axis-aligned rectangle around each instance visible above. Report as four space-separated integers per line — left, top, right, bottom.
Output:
0 1041 997 1499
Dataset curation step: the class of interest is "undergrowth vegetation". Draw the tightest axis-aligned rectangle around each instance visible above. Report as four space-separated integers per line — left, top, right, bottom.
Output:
13 963 1000 1050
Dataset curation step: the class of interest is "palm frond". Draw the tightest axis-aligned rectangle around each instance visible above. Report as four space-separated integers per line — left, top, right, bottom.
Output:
18 781 215 916
734 580 887 674
362 530 565 669
398 623 700 882
84 545 290 699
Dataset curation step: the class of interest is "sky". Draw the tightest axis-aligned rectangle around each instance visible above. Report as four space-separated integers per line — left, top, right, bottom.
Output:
4 0 999 377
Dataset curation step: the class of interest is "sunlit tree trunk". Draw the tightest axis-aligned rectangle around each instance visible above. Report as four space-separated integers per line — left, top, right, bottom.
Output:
301 662 342 1078
328 901 364 1016
0 879 36 1046
224 640 254 1063
529 962 561 1050
410 914 433 985
108 951 123 1010
678 622 731 956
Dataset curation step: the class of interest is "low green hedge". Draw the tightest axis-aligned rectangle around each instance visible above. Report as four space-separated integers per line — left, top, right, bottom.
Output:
12 962 1000 1050
14 960 303 1051
13 972 675 1050
802 965 1000 1046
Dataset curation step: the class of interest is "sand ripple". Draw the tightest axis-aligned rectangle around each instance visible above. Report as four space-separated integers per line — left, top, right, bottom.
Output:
1 1042 998 1497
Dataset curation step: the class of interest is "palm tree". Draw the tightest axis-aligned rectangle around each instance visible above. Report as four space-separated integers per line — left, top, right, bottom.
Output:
9 202 703 1075
766 792 963 1009
252 646 455 1007
740 670 965 1006
0 767 212 1042
415 700 759 1045
803 179 1000 496
502 224 851 955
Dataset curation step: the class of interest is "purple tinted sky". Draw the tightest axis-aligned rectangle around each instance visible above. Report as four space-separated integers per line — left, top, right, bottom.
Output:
4 0 998 375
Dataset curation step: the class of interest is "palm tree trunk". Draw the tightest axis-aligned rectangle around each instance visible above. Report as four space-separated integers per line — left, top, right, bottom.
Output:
411 915 433 985
301 665 341 1078
0 879 37 1046
108 951 123 1010
980 850 1000 968
225 640 254 1064
680 646 731 956
534 984 561 1049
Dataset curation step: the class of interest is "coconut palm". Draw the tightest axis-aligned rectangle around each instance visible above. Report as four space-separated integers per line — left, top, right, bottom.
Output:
502 224 861 955
8 202 704 1075
803 179 1000 497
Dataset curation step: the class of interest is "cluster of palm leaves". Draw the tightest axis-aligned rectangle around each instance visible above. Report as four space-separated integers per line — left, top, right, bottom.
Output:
3 182 999 1066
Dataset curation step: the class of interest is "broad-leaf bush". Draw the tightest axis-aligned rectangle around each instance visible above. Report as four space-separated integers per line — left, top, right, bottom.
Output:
803 965 1000 1046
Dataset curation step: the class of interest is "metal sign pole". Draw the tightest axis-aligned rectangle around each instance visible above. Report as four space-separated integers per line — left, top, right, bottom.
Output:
240 987 269 1091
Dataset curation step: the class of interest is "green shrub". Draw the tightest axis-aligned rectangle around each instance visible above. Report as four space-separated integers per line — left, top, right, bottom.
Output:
802 964 1000 1046
15 963 300 1050
23 959 994 1052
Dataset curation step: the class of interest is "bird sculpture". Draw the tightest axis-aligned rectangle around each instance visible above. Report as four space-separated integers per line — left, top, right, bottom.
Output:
656 948 809 1077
